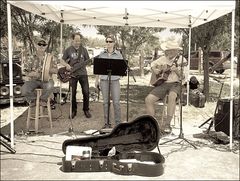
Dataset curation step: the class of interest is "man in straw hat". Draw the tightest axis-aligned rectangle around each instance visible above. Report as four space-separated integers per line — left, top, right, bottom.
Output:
145 38 188 134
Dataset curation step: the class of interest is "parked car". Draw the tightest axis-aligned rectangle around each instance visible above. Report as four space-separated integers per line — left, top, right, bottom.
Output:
187 50 230 74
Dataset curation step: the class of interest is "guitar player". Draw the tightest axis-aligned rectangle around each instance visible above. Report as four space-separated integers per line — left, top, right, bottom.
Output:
60 32 92 119
145 39 188 134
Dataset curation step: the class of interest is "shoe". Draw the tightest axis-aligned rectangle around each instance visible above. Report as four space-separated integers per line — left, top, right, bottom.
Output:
69 111 77 119
40 100 48 107
163 126 172 134
102 124 112 129
84 110 92 118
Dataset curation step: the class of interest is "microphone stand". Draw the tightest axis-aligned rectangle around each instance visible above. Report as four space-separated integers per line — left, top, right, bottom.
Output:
57 82 75 136
68 84 74 133
159 50 197 149
107 69 112 127
123 59 136 122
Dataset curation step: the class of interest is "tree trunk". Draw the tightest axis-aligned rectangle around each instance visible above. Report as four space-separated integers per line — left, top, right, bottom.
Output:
202 47 210 101
198 47 202 74
139 50 144 77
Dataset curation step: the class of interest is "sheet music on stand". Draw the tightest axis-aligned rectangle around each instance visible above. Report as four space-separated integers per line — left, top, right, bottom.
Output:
93 57 128 76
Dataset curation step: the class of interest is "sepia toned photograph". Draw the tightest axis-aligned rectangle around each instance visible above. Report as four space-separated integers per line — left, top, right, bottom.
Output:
0 1 239 180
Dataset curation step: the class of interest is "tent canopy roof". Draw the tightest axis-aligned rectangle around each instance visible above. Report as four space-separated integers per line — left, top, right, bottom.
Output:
8 1 235 28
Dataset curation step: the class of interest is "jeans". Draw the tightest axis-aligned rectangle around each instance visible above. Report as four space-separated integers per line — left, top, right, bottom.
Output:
21 79 54 102
70 75 90 112
100 79 121 125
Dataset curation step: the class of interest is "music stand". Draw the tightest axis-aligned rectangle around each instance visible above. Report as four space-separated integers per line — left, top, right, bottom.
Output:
94 57 127 129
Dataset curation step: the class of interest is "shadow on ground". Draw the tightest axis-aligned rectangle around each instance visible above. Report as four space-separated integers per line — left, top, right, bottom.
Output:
0 101 164 136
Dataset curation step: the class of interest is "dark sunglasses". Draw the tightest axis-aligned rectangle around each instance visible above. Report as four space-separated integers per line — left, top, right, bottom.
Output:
38 43 47 47
106 41 113 43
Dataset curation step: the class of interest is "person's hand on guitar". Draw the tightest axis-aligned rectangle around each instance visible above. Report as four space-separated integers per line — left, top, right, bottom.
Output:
153 64 168 75
170 64 178 72
160 64 169 72
65 64 72 71
28 71 41 79
171 64 181 77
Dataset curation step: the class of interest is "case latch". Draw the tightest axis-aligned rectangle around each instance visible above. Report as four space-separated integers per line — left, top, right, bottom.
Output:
112 162 124 171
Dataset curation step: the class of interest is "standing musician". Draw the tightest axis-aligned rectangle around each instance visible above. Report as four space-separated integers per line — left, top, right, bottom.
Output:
60 32 92 119
95 34 123 129
22 38 58 107
145 39 188 134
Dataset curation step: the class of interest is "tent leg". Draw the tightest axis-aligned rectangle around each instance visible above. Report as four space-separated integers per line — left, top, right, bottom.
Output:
0 133 16 154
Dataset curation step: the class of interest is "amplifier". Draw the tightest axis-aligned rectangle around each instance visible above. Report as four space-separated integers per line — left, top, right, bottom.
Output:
0 59 23 83
214 98 239 138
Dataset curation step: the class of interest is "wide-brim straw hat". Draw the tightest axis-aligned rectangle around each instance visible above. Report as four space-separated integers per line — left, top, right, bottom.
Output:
161 40 182 51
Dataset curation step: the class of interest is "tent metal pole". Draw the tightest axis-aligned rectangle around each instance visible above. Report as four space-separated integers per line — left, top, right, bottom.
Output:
59 22 63 104
229 9 235 150
187 24 192 106
7 2 14 148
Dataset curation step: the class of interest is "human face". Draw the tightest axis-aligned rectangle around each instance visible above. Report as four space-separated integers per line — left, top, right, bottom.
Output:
72 35 81 49
37 42 47 52
165 49 179 60
106 38 114 49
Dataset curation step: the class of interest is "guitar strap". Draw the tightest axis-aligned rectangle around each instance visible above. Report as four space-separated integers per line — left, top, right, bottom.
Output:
172 54 180 67
77 45 83 61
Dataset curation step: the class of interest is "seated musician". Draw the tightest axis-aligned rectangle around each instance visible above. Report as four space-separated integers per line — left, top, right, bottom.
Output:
22 38 58 107
145 39 188 134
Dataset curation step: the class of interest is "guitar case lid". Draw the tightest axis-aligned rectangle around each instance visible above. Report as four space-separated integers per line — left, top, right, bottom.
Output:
62 115 160 155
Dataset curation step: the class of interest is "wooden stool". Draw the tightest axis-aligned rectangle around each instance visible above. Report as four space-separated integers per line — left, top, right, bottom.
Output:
26 89 53 136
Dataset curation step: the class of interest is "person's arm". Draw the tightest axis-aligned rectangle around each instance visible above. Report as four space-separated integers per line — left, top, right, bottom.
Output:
28 71 41 79
151 58 165 75
60 58 71 70
60 49 72 71
23 56 41 79
171 56 188 83
71 47 92 73
95 75 100 90
171 64 181 77
71 59 91 72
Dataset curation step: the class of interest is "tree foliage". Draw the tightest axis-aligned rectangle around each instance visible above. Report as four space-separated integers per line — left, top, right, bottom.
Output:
96 25 164 61
171 13 236 101
0 0 77 56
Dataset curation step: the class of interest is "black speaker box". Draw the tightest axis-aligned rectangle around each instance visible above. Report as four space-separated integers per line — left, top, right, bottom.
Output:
214 98 240 138
0 59 23 83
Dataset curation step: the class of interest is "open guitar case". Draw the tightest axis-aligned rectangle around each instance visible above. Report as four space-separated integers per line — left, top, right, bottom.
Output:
61 115 165 177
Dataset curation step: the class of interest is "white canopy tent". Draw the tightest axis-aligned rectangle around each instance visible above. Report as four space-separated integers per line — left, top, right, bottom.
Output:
6 1 236 149
7 1 235 28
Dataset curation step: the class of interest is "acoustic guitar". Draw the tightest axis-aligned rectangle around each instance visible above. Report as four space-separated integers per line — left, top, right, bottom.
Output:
151 54 180 87
152 65 172 87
